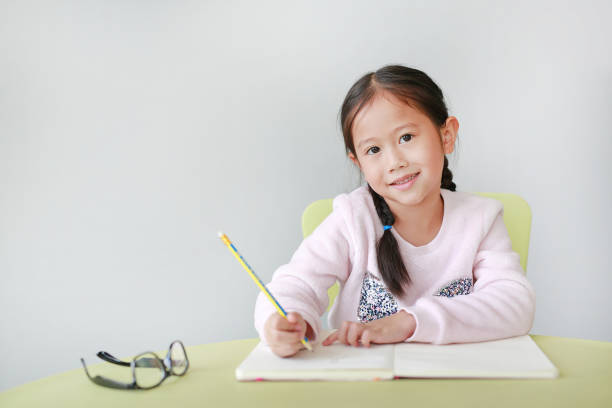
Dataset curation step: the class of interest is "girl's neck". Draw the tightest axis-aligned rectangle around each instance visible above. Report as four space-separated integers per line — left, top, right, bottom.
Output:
388 191 444 247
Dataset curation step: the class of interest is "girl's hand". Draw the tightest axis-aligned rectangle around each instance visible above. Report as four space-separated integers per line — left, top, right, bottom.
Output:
322 310 416 347
263 312 313 357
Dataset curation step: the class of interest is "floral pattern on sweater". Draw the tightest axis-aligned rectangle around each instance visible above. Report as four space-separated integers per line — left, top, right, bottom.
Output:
357 272 398 323
434 277 473 297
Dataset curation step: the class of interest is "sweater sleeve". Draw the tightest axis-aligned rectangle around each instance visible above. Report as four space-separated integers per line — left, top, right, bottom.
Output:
402 209 536 344
253 204 352 344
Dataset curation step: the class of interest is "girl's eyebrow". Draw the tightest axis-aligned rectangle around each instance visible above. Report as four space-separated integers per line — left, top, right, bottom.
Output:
356 122 419 149
394 122 419 131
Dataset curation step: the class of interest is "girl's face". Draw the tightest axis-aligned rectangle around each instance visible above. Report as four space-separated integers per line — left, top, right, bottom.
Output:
349 91 458 213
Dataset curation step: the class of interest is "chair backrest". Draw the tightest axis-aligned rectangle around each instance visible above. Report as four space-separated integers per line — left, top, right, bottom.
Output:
301 192 532 311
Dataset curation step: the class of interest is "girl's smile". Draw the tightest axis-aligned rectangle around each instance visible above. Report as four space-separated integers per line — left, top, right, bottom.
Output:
390 171 420 190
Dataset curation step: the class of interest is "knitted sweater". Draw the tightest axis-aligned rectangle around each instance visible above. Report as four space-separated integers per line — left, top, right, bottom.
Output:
254 186 536 345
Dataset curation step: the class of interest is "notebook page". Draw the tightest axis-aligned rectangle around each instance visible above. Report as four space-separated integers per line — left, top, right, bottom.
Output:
393 335 559 379
236 332 394 381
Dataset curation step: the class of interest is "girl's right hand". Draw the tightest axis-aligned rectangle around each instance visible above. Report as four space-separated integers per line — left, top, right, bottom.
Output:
263 312 310 357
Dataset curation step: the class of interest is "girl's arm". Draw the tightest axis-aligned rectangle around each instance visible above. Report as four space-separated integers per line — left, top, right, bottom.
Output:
254 205 352 344
402 210 536 344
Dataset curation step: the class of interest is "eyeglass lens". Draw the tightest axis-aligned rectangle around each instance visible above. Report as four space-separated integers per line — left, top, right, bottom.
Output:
133 352 165 389
169 342 188 375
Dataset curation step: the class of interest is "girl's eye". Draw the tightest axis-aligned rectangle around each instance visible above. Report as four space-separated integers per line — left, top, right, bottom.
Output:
366 146 380 155
400 134 413 143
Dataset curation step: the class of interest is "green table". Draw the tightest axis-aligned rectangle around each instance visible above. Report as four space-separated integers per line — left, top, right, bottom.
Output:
1 335 610 408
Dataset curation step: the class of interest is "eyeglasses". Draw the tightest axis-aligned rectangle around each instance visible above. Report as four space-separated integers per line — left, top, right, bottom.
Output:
80 340 189 390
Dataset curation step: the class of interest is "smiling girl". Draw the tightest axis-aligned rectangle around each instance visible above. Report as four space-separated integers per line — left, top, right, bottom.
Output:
254 65 535 357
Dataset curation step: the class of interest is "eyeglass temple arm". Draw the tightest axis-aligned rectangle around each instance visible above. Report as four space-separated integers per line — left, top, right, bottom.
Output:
97 351 131 367
97 351 162 368
80 358 135 389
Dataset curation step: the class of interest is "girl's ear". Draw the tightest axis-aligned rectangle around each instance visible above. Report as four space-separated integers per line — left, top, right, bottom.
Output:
348 152 361 169
441 116 459 154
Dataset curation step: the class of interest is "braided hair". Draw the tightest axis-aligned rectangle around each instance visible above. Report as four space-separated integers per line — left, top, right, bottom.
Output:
340 65 457 296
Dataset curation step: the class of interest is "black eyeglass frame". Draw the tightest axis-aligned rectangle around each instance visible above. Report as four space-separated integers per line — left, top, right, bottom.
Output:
80 339 190 390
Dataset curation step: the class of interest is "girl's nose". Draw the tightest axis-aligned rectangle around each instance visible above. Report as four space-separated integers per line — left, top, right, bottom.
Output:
387 149 408 172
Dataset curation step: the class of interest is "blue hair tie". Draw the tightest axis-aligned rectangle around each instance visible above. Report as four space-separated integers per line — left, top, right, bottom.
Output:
383 225 392 231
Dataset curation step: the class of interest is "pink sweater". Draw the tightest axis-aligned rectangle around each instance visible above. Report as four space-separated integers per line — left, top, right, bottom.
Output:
254 187 536 345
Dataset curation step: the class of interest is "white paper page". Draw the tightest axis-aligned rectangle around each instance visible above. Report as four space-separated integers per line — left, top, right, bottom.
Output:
236 331 394 381
393 335 559 379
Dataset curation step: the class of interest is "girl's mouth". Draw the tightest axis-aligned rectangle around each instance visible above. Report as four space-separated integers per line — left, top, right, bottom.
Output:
390 172 420 190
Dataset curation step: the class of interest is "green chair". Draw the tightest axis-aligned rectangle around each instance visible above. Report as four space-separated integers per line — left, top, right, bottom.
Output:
301 192 532 311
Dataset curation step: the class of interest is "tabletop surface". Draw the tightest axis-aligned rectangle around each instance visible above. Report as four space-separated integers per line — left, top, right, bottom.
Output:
1 335 611 408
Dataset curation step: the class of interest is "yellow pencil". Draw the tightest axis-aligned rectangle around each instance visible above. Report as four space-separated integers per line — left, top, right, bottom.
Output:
218 232 313 351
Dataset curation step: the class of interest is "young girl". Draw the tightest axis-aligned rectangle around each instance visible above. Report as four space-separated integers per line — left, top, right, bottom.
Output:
255 64 535 358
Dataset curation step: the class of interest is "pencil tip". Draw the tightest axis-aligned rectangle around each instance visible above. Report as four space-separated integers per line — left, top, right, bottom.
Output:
217 231 224 237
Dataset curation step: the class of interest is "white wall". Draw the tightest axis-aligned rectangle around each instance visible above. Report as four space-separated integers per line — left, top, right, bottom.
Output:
1 0 610 392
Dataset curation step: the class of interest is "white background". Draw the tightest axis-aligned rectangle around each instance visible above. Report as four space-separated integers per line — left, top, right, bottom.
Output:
1 0 610 392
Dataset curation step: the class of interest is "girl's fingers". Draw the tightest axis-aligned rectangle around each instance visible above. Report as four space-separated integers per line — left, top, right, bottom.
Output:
274 342 302 358
347 323 362 347
275 313 302 333
271 315 291 331
322 322 371 347
286 312 301 324
361 329 371 347
272 327 305 344
322 331 338 346
286 312 306 332
265 314 307 357
337 322 350 345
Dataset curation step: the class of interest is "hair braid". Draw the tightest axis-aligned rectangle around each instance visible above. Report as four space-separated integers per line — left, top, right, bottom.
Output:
441 156 456 191
367 184 411 296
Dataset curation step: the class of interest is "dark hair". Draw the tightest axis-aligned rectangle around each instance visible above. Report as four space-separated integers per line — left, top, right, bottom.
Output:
339 65 457 297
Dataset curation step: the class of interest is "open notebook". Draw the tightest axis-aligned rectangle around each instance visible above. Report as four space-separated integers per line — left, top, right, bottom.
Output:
236 332 559 381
